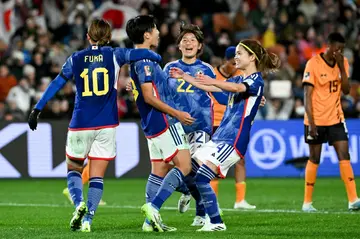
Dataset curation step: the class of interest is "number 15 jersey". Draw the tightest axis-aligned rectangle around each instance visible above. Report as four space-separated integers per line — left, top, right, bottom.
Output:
61 45 128 130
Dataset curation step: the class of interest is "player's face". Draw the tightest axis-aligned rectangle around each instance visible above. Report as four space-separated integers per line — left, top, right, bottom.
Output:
147 26 160 48
225 58 237 74
234 45 252 70
179 33 202 59
329 42 345 59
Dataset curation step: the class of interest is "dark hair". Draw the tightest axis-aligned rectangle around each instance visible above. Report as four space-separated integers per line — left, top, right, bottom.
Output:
239 39 281 73
88 19 112 46
126 15 156 44
327 32 345 44
176 23 204 54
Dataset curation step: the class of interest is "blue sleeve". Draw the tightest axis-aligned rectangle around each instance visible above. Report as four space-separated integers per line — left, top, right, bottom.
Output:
243 74 261 96
135 61 153 85
60 56 74 81
35 75 67 110
212 92 228 105
203 64 216 78
114 48 162 66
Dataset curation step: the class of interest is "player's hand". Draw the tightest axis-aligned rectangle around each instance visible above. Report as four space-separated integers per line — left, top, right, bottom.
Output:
169 67 184 79
333 51 344 69
28 108 41 131
195 74 215 86
308 123 318 140
259 96 266 107
175 110 195 125
125 80 132 92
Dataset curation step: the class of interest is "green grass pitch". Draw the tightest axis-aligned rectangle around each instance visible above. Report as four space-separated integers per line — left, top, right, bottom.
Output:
0 178 359 239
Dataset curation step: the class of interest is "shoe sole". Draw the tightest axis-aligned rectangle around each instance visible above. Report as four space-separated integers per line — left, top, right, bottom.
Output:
141 205 163 232
70 204 87 231
178 198 191 213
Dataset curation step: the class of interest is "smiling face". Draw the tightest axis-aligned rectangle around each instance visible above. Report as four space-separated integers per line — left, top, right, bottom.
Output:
178 32 202 59
234 44 256 70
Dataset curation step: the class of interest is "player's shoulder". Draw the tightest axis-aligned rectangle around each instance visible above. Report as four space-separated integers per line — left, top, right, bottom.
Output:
198 60 216 73
306 54 323 67
163 60 180 71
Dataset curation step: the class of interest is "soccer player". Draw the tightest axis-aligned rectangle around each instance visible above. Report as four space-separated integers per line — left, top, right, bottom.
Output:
170 39 280 231
125 15 195 232
163 23 221 226
27 18 162 232
62 161 107 206
302 32 360 212
210 46 256 210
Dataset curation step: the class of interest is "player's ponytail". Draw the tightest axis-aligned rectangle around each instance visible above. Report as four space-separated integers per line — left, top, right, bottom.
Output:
88 19 112 46
238 39 281 74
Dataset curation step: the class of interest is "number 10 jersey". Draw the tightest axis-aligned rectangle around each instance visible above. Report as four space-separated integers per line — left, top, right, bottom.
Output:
61 45 127 130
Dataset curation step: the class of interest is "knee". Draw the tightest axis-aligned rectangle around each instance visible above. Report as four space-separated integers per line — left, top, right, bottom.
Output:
338 152 350 161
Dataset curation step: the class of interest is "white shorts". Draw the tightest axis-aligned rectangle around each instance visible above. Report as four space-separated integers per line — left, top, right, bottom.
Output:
66 127 116 161
148 122 188 163
193 140 240 178
187 130 210 156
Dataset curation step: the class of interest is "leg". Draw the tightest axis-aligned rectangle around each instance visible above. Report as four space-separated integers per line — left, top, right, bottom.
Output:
234 159 256 209
82 161 90 184
302 143 322 211
142 161 171 232
81 128 115 232
333 140 359 208
210 179 219 196
66 157 88 231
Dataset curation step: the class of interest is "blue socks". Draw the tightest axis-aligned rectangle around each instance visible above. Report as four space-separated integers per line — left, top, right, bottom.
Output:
67 171 83 207
146 174 164 203
152 167 185 210
184 159 205 217
195 165 222 224
84 177 104 224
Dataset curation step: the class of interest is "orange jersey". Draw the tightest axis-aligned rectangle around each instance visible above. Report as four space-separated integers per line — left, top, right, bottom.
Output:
302 53 349 126
211 66 243 126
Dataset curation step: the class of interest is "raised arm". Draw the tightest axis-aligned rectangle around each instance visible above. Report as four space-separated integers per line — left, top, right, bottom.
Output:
196 74 247 93
169 67 222 92
334 52 350 95
114 48 162 66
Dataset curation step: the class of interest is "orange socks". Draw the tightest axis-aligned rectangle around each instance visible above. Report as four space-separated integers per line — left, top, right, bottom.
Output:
304 160 319 203
210 180 219 196
235 182 246 203
82 163 90 185
339 160 358 202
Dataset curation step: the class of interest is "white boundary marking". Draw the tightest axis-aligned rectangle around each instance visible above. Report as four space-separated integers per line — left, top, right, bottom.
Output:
0 202 357 215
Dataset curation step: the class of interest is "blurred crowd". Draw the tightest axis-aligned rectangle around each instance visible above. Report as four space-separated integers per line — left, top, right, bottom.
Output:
0 0 360 122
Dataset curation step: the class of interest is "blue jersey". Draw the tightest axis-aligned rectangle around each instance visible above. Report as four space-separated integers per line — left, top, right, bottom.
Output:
163 59 215 135
130 59 175 138
61 45 137 130
212 73 264 157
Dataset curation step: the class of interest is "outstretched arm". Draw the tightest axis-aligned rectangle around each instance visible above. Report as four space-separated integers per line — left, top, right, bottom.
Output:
197 74 247 93
169 67 222 92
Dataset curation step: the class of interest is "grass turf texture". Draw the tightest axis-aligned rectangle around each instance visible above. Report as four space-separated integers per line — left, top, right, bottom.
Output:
0 178 359 239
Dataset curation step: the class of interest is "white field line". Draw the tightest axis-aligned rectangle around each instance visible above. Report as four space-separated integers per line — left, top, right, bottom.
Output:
0 202 357 215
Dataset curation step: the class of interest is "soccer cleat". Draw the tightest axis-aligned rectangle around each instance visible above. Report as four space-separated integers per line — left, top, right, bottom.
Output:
178 194 191 213
302 202 317 212
197 222 227 232
161 224 177 232
191 215 206 226
80 220 91 232
63 187 74 205
349 198 360 211
141 203 163 232
142 221 153 232
99 199 107 206
70 201 87 231
234 200 256 210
